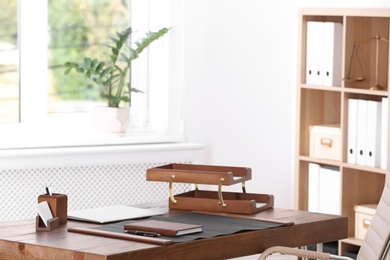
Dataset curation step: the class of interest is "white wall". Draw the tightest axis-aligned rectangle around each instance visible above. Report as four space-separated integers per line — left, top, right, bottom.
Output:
184 0 296 208
183 0 390 208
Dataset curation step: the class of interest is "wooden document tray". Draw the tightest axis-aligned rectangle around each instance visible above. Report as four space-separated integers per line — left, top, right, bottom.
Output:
146 164 274 214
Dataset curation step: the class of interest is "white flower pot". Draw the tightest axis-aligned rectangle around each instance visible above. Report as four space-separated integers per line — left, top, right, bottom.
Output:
91 107 130 133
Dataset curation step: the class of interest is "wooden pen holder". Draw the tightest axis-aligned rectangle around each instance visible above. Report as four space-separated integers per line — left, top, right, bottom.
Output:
38 193 68 225
36 216 59 232
146 163 274 214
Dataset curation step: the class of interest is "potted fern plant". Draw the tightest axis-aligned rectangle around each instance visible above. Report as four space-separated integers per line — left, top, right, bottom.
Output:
64 27 169 133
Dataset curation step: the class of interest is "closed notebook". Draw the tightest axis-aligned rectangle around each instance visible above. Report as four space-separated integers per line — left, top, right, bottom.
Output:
124 220 203 237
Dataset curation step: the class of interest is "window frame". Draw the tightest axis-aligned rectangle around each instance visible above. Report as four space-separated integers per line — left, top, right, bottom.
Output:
0 0 185 150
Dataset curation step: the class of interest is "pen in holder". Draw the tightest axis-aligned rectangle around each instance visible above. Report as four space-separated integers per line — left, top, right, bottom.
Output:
38 193 68 225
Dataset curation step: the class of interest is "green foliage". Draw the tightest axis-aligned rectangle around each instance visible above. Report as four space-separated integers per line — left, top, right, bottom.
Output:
48 0 130 103
64 27 169 107
0 0 18 45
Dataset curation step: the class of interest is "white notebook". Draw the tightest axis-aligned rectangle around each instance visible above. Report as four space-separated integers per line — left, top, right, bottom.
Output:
67 205 166 224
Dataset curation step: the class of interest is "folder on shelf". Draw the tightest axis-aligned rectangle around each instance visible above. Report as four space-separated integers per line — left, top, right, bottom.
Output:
308 163 320 212
347 99 358 164
366 100 382 168
381 97 388 169
356 99 368 166
308 164 341 215
318 166 341 215
306 21 324 86
322 22 343 87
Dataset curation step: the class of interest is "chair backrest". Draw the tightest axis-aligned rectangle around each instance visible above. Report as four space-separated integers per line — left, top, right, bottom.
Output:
357 171 390 260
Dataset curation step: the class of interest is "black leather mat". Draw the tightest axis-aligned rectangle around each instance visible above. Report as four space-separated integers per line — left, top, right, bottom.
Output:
95 212 285 243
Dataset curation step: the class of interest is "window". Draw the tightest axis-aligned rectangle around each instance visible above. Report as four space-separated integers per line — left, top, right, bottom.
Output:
0 0 185 149
0 0 19 123
48 0 130 113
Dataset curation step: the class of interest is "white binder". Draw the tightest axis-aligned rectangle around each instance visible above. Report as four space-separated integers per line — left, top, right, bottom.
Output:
381 97 388 169
308 163 320 212
356 99 368 166
306 21 324 86
318 166 341 215
322 22 343 87
366 100 382 167
347 99 358 164
308 164 340 215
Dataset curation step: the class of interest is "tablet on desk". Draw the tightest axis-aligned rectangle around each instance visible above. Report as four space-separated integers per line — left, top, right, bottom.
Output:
67 205 166 224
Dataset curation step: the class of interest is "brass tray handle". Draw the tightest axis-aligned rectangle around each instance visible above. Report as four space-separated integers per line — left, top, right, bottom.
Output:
242 181 246 193
169 175 177 204
218 178 227 207
170 176 235 207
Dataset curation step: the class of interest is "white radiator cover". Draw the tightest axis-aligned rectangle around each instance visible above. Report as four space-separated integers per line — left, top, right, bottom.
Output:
0 142 205 222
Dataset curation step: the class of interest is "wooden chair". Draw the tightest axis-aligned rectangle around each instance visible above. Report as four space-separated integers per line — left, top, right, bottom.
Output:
259 170 390 260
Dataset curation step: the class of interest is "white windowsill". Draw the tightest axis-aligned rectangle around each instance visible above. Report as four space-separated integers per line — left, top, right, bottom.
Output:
0 131 185 150
0 112 185 150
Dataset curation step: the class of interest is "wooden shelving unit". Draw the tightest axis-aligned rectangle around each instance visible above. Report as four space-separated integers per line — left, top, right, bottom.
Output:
295 8 390 256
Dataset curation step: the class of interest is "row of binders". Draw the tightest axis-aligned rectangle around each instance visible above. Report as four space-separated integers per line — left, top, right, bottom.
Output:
308 163 340 215
347 98 388 168
306 21 343 87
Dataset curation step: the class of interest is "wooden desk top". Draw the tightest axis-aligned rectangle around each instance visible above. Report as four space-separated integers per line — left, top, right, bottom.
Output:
0 207 347 260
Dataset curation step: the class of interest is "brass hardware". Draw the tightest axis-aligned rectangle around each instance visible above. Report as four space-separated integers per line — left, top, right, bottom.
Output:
343 41 365 82
370 34 388 90
320 138 332 147
169 175 177 204
195 184 198 190
217 178 226 207
242 182 246 193
344 34 389 90
363 218 371 229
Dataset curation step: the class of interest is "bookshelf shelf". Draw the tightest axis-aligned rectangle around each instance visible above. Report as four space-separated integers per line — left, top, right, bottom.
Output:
343 87 388 96
301 84 342 91
295 8 389 256
341 162 387 175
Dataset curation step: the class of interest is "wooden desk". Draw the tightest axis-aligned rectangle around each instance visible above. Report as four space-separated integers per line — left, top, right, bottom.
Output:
0 208 347 260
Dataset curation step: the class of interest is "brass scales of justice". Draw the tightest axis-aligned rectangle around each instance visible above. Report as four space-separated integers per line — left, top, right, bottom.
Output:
343 34 389 90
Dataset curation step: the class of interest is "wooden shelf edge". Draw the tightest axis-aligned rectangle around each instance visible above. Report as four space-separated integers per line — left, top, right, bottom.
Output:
299 7 390 18
340 237 363 247
299 85 389 96
300 84 342 92
341 163 387 174
343 87 389 97
298 156 341 167
298 156 387 174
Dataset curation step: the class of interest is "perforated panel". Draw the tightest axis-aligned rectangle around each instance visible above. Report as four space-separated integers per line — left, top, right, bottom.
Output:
0 162 192 222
